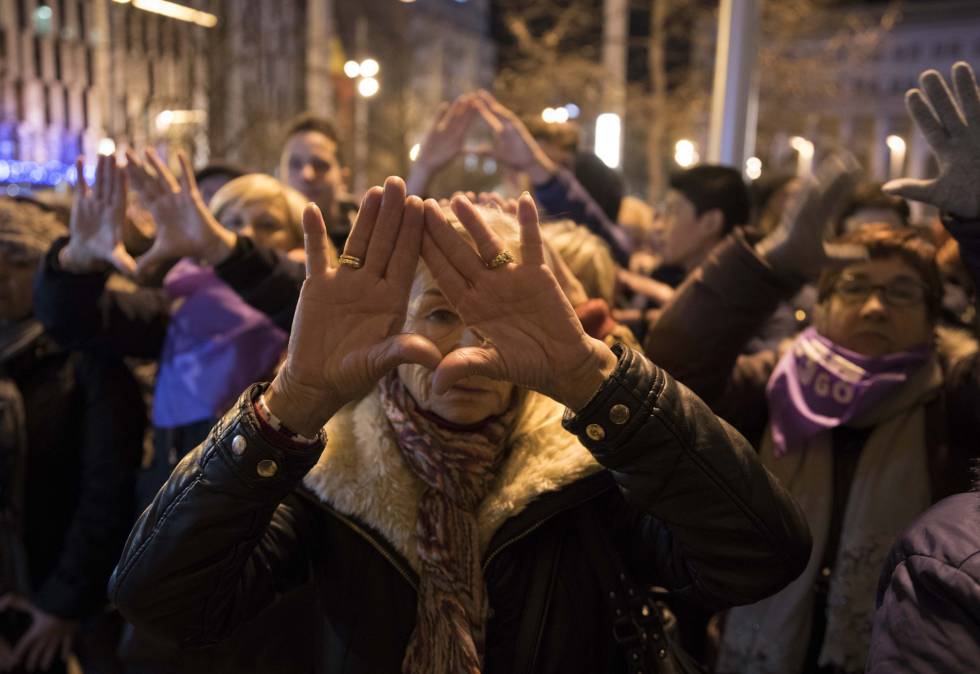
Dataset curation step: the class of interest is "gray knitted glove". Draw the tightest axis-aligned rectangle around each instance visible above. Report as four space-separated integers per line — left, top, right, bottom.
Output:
755 153 865 283
883 61 980 219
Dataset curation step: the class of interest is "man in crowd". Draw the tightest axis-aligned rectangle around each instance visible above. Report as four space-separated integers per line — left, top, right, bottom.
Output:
278 113 354 251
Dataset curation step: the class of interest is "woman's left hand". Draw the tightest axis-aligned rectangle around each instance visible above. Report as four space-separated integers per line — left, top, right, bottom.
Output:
421 193 617 411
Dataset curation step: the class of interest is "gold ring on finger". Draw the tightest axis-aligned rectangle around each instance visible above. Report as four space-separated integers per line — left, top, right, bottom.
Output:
339 254 363 269
487 250 515 269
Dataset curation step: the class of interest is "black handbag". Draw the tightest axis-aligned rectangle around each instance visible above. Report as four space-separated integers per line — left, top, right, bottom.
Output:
578 508 707 674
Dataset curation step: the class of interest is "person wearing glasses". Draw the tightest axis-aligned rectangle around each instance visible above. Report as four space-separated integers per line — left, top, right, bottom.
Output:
646 62 980 674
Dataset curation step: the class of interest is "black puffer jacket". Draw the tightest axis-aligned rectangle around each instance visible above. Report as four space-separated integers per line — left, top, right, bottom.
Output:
109 346 812 673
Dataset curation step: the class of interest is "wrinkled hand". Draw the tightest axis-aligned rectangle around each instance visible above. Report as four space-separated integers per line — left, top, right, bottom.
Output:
125 149 236 277
472 91 558 185
0 595 75 673
544 237 589 307
421 193 616 410
883 62 980 219
265 178 443 436
59 155 136 275
756 153 866 282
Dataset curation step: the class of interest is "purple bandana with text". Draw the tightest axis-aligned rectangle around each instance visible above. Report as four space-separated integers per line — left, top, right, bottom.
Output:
765 327 931 457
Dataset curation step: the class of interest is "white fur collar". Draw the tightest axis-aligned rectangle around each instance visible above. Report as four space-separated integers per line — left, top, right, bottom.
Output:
302 389 602 572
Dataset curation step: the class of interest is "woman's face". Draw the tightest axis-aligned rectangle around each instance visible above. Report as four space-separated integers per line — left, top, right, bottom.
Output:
398 267 515 425
218 196 300 253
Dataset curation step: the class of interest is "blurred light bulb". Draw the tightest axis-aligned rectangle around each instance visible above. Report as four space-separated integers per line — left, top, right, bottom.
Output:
886 135 906 153
745 156 762 180
564 103 580 119
359 58 380 78
552 107 570 124
674 139 699 168
595 113 621 169
97 138 116 156
409 143 420 162
541 107 556 123
358 77 379 98
344 60 361 78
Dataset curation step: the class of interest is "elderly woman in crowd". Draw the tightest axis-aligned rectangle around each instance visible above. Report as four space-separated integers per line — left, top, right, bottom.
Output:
0 198 145 673
645 62 980 674
108 176 811 674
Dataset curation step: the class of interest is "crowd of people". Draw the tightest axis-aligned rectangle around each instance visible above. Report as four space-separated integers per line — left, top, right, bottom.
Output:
0 56 977 674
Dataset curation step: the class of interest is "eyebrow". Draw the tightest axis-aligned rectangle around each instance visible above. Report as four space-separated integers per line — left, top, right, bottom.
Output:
842 272 920 283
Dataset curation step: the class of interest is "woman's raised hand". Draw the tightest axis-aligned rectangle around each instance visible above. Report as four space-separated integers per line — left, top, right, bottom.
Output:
124 148 236 277
265 178 444 436
421 193 616 411
59 155 136 275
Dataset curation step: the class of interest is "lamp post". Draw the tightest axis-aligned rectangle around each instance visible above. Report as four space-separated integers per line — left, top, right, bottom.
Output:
345 57 380 194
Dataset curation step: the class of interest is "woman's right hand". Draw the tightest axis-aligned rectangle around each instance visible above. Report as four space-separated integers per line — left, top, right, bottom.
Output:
264 178 443 436
59 155 136 275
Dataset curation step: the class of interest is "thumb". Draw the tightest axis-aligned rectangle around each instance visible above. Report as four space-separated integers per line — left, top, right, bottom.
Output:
430 346 504 394
882 177 937 204
134 241 173 279
109 244 138 277
369 333 443 375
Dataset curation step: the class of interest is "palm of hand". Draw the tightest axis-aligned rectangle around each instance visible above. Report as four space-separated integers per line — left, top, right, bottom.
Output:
284 274 427 403
143 190 215 258
441 266 587 394
931 149 980 218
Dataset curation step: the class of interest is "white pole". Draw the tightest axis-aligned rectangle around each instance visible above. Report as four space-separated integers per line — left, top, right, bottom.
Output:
707 0 760 167
602 0 628 157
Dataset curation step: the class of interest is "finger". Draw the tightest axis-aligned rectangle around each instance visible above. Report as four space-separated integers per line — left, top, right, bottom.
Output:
517 192 545 265
364 177 407 276
421 219 469 300
906 89 949 150
0 594 27 613
920 68 967 135
424 199 485 280
475 89 515 120
109 244 138 277
145 148 179 193
472 98 504 135
25 634 49 672
430 346 504 394
450 194 509 266
881 177 938 204
301 204 331 277
134 242 173 279
11 626 38 668
60 635 72 663
370 333 443 375
73 157 88 196
38 636 58 671
177 152 201 199
386 196 424 288
342 186 384 260
951 61 980 129
109 155 126 205
94 154 108 201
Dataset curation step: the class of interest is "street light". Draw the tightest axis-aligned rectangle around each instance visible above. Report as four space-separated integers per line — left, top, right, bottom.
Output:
745 156 762 180
886 134 906 179
595 113 621 169
97 138 116 156
674 139 699 168
789 136 814 176
359 59 379 78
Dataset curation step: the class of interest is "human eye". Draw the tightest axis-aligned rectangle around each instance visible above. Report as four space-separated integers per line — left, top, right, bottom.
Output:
426 308 460 325
887 280 924 304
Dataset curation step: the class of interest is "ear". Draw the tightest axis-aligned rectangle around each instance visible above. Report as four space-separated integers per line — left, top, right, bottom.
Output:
697 208 725 241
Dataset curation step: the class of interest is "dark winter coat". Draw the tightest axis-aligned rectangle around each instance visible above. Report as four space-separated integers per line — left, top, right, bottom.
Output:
868 491 980 673
109 345 812 673
0 323 145 619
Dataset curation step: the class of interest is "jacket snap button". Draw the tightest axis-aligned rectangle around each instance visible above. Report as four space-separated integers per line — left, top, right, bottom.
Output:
256 459 278 477
231 435 247 456
609 404 630 425
586 423 606 441
657 648 667 659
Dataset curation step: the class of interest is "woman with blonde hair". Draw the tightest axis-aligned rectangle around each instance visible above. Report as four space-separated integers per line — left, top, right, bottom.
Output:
108 177 811 674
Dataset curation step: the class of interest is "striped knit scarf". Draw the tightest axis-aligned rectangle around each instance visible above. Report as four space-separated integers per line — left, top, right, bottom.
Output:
379 371 517 674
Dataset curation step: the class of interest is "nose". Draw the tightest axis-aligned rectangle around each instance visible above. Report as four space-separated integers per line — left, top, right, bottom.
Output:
236 224 255 238
454 326 489 350
859 290 889 319
301 164 316 182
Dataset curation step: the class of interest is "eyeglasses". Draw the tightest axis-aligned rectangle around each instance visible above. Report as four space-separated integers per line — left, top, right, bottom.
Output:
833 276 927 307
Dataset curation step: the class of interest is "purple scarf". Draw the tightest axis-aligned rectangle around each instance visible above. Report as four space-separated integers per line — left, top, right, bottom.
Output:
153 259 287 427
765 327 932 457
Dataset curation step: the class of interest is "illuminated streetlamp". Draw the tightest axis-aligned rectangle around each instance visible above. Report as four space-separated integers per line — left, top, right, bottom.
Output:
789 136 814 176
674 139 699 168
595 113 621 169
886 134 906 179
745 156 762 180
